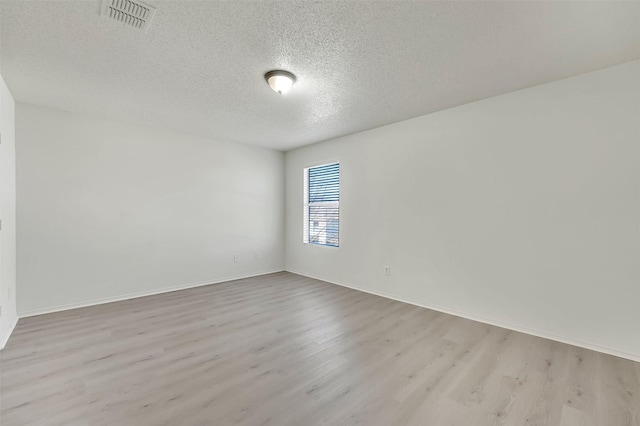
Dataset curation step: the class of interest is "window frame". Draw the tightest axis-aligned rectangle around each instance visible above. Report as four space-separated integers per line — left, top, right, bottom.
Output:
303 161 340 248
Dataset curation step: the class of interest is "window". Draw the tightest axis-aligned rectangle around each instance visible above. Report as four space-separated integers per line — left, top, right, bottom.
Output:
304 162 339 247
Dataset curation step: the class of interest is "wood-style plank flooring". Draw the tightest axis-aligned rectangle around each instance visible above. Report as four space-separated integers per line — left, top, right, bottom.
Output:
1 272 638 425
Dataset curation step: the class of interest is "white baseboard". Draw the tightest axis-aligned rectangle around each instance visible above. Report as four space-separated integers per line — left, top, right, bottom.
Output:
19 269 285 318
0 316 18 350
286 269 640 363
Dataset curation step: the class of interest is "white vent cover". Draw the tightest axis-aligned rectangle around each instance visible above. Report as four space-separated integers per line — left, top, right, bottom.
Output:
101 0 156 32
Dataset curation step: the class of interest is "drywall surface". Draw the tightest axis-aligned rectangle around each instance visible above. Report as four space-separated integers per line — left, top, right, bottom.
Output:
17 104 284 315
0 74 18 349
285 60 640 360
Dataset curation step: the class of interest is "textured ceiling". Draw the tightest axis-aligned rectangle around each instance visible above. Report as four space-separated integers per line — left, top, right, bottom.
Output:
1 1 639 151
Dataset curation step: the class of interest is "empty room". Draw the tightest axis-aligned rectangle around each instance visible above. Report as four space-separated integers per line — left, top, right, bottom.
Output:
0 1 639 425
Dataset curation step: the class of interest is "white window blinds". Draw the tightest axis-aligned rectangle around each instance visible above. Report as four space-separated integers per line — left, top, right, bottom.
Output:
304 162 339 247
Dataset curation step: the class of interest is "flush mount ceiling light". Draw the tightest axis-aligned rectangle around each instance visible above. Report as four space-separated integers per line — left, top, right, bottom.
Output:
264 70 296 95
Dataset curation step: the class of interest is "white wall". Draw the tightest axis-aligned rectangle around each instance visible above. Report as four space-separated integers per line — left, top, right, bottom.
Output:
0 74 18 349
285 60 640 361
17 103 284 316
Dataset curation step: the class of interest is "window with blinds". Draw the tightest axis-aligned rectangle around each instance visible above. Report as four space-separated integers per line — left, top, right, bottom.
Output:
303 162 339 247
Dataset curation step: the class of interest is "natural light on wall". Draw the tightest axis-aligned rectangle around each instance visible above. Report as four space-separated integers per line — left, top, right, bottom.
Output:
303 162 340 247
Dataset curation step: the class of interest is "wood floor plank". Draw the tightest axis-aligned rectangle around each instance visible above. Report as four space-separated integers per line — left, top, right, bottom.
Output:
1 272 638 425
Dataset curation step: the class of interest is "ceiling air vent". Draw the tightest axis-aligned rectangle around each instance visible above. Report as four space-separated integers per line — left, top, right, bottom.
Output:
101 0 156 32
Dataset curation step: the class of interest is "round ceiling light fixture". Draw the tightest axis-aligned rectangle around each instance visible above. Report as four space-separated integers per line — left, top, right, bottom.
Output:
264 70 296 95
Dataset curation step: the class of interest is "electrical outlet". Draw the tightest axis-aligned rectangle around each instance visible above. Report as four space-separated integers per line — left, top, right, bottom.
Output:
384 266 391 276
233 254 239 263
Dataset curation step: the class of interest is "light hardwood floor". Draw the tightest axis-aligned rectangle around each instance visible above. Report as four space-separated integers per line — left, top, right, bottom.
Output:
1 272 638 425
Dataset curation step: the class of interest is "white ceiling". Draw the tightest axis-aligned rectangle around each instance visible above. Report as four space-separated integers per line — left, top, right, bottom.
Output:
1 1 639 151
